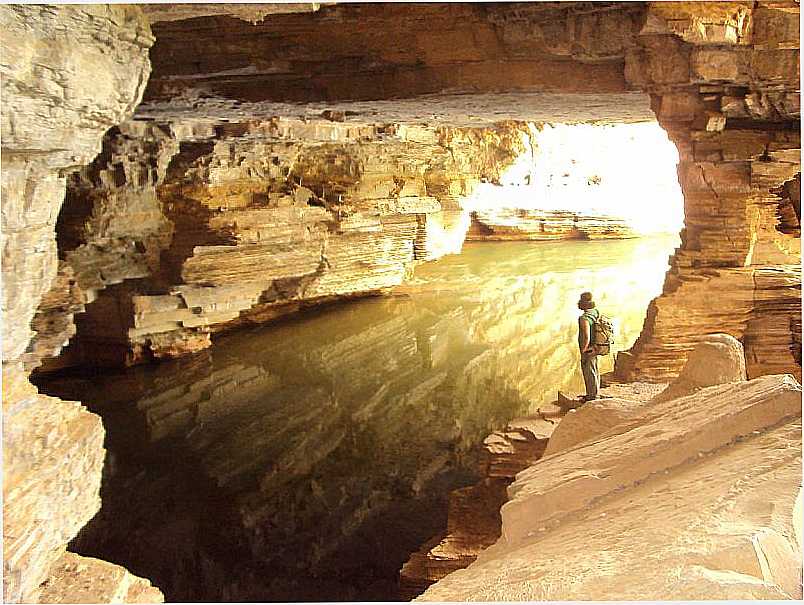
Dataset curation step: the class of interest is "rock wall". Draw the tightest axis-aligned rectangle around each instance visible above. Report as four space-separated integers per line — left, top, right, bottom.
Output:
0 5 163 603
616 1 801 381
1 4 153 364
2 2 801 601
44 112 528 368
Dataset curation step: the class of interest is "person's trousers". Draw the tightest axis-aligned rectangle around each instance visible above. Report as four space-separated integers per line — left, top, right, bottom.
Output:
581 352 600 399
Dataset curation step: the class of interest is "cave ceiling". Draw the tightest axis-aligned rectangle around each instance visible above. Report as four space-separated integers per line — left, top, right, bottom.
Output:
140 2 655 126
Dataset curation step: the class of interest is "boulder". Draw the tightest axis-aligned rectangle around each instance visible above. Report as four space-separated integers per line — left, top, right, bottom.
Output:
653 333 746 403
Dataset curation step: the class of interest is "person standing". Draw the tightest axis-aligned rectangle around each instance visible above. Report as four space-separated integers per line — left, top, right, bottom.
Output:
577 291 600 402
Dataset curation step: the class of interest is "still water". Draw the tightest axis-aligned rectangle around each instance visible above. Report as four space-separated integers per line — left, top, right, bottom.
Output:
37 236 677 602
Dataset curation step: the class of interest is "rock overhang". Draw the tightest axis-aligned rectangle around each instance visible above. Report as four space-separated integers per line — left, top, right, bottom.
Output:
136 91 658 128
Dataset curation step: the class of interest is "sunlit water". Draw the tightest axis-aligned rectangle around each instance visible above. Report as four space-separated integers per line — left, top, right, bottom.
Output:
36 235 677 602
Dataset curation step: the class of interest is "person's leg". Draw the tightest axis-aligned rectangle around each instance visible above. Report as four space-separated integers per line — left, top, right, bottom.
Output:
589 353 600 399
581 353 598 400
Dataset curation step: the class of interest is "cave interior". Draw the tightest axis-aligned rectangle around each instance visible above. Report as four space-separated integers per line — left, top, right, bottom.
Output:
1 2 801 603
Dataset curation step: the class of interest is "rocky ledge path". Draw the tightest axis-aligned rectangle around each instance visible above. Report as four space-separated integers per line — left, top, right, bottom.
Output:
404 335 802 601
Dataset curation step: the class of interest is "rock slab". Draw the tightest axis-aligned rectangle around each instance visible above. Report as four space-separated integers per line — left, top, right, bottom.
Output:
417 374 802 601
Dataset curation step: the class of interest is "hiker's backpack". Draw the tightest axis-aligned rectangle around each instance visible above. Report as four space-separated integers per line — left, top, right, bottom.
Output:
591 313 615 355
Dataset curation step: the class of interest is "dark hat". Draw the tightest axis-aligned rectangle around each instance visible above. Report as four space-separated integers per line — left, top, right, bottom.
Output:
578 291 595 309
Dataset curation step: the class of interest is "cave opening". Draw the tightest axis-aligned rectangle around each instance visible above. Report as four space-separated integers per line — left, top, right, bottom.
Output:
34 107 685 603
464 121 684 238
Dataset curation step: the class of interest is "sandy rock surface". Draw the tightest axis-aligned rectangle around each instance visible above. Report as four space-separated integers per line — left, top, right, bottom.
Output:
543 395 646 457
417 374 802 601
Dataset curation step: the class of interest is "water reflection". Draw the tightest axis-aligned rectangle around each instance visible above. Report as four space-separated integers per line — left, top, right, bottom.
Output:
37 236 676 602
406 236 677 403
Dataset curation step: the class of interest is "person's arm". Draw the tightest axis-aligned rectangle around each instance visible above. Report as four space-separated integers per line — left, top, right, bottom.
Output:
579 316 591 353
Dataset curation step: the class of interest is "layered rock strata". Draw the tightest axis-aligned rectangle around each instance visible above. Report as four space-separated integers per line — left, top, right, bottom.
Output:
0 5 163 603
50 114 528 366
617 1 801 381
467 208 637 240
418 338 802 601
138 0 800 382
2 2 801 602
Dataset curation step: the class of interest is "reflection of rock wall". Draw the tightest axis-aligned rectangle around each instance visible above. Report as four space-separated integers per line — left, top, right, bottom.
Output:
49 115 527 367
0 5 162 603
468 209 636 240
618 1 801 381
45 235 670 601
53 297 531 602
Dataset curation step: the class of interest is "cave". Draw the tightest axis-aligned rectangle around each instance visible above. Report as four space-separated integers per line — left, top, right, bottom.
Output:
1 3 801 603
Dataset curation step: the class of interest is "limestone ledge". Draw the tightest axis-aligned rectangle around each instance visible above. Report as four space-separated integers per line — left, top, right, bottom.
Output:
47 115 529 367
467 208 637 241
416 338 802 601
